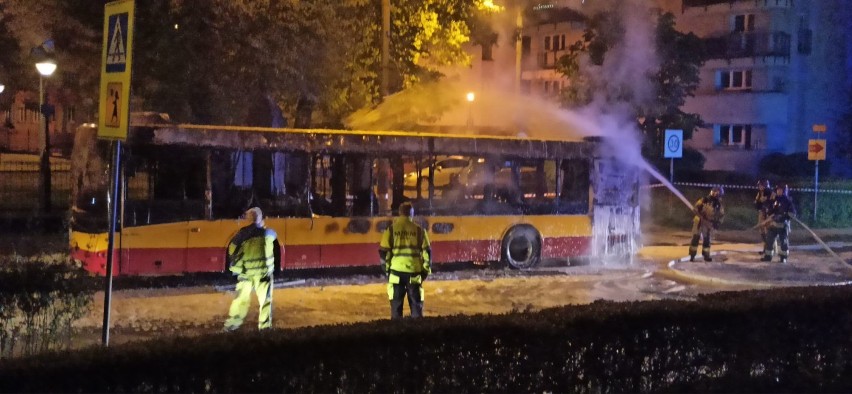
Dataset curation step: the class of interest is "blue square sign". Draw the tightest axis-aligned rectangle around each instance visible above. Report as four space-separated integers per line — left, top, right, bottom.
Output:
664 129 683 159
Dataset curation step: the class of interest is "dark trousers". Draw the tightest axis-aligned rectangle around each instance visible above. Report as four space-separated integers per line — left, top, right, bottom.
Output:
389 271 423 319
765 225 790 258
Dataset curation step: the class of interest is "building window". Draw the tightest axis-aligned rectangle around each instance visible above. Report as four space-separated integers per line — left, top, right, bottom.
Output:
544 36 550 50
66 105 76 122
560 34 566 50
718 69 752 90
797 17 812 55
733 14 755 32
521 36 531 56
716 124 753 149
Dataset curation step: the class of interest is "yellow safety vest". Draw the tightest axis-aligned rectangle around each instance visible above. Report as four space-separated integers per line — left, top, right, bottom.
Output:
380 217 431 274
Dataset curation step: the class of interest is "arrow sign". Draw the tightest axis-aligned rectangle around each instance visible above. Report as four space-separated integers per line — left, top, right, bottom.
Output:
808 139 826 160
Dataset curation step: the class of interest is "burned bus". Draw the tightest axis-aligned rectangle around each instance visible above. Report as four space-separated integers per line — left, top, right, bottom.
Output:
70 114 639 275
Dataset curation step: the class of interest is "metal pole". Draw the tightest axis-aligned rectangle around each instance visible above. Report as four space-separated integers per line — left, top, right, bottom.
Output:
39 76 52 213
669 158 673 184
102 140 121 346
813 160 819 222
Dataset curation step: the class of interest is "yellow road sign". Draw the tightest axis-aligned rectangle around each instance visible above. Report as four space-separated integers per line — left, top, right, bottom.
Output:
808 139 826 161
812 124 827 133
98 0 135 140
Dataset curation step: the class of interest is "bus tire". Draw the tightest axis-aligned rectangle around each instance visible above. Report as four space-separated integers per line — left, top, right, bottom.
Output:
501 225 541 269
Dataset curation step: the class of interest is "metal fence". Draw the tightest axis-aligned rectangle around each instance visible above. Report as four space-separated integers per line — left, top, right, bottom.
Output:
0 158 71 212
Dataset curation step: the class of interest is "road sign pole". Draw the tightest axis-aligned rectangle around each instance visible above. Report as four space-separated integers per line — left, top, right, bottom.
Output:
669 158 673 184
102 140 121 346
813 160 819 222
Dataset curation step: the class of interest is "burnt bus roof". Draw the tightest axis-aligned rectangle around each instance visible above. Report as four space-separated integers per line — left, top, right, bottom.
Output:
121 120 597 160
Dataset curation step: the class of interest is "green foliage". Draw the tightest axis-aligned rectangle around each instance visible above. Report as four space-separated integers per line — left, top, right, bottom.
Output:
1 0 483 127
0 255 95 359
758 152 827 179
645 146 705 175
5 286 852 392
555 9 705 162
646 182 852 230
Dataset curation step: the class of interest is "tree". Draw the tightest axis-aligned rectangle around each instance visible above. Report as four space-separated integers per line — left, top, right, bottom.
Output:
555 8 705 166
1 0 485 128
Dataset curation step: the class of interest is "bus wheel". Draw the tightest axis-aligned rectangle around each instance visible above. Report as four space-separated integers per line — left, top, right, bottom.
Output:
501 226 541 269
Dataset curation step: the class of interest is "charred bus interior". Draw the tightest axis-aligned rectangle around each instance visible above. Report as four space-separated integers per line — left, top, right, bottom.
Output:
73 125 595 229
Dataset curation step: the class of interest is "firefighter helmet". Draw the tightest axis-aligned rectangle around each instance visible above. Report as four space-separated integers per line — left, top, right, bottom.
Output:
711 186 724 196
757 179 770 188
774 184 789 196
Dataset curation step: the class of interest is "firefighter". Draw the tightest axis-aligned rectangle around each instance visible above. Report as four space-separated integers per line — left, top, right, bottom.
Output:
379 202 432 319
688 186 725 262
754 179 773 246
223 207 281 331
761 184 796 263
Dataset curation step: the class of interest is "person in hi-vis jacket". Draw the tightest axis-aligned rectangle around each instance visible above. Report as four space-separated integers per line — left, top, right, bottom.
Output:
223 207 280 331
379 202 432 319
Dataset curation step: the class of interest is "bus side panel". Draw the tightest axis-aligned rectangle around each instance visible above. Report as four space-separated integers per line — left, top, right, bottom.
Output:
284 217 381 268
121 222 191 275
70 231 110 275
185 220 237 272
445 216 522 262
282 218 321 269
540 236 591 258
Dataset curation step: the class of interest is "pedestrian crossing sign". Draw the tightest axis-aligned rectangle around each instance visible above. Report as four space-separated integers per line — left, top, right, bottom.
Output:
98 0 135 140
106 12 128 72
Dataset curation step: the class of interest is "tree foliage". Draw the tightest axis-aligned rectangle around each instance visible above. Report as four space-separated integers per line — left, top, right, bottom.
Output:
555 9 705 162
0 0 486 127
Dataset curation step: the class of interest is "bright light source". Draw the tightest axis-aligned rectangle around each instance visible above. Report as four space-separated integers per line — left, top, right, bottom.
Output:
480 0 504 12
466 92 475 102
35 61 57 77
174 24 179 30
0 84 4 94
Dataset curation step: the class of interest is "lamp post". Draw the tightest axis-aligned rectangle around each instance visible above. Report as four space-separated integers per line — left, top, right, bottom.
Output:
466 91 475 127
36 59 57 213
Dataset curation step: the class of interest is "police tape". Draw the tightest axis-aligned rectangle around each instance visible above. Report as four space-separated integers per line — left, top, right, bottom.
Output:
644 182 852 195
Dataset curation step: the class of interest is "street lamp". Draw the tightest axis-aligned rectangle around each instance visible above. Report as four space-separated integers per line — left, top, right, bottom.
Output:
36 57 57 213
466 91 475 127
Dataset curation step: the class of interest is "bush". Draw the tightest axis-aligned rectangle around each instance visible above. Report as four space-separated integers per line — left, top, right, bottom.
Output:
0 255 96 359
759 152 828 178
4 286 852 392
646 146 706 176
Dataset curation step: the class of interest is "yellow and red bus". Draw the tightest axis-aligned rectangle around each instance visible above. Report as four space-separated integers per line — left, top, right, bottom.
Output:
70 114 639 276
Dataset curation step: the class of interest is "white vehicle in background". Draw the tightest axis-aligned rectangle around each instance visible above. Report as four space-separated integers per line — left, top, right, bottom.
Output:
404 156 471 196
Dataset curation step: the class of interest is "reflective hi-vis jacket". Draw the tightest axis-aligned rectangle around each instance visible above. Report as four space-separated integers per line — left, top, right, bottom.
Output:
380 217 431 274
227 224 278 278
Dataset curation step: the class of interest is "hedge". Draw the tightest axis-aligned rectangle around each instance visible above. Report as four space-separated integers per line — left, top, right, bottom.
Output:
2 286 852 393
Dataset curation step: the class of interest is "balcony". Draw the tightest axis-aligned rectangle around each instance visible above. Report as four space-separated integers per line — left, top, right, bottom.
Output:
536 50 567 69
703 31 790 59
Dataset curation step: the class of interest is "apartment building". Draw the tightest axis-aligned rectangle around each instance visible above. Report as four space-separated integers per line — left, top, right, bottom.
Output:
519 5 586 97
679 0 850 174
517 0 850 175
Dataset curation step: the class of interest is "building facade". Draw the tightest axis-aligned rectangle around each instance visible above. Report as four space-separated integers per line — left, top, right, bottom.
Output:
678 0 851 174
518 0 851 175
